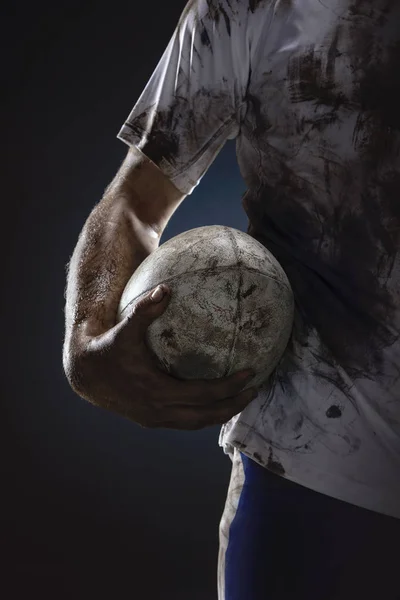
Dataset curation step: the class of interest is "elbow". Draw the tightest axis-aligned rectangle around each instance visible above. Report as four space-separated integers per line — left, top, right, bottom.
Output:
62 340 86 397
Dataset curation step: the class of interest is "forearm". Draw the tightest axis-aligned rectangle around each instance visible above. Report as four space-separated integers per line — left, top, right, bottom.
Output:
63 192 159 358
63 146 186 385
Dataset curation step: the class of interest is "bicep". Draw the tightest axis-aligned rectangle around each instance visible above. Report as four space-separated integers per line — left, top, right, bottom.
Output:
107 146 187 237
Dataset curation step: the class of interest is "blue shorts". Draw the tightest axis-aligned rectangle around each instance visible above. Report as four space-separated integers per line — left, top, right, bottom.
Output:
219 451 400 600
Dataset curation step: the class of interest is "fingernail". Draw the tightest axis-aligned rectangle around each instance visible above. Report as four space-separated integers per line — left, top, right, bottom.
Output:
151 285 165 302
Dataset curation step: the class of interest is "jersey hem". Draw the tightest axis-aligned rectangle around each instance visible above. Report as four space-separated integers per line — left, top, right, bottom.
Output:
219 425 400 520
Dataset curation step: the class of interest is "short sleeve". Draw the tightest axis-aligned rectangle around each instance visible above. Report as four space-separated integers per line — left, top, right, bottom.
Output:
117 0 251 195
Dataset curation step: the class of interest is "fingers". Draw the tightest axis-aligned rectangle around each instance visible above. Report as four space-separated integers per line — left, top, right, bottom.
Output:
153 386 259 430
114 284 171 343
155 367 256 405
115 286 256 408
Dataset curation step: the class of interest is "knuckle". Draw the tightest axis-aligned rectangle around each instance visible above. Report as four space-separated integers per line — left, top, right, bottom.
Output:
132 294 151 312
131 301 144 314
127 304 142 320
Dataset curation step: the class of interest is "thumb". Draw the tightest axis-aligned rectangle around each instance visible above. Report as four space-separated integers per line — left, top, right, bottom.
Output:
117 284 171 340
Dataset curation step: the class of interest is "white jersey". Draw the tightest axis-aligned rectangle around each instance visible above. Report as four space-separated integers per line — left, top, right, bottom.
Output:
117 0 400 519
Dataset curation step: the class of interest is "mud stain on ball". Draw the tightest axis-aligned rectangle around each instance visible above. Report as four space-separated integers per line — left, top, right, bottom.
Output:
169 351 219 379
242 283 258 298
160 328 179 351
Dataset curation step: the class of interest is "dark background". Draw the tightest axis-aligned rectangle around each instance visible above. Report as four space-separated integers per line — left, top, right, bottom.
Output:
2 1 248 597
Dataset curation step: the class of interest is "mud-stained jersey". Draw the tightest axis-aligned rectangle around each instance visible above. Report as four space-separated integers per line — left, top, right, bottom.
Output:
117 0 400 518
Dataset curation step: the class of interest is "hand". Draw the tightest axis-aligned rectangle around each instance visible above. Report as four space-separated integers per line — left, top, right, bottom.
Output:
67 285 258 430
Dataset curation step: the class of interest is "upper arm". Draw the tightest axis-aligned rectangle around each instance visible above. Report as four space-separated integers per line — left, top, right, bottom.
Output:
116 0 251 197
106 146 187 238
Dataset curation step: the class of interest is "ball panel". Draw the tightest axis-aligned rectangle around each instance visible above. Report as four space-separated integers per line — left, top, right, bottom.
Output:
230 227 292 291
146 269 241 379
231 269 294 387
